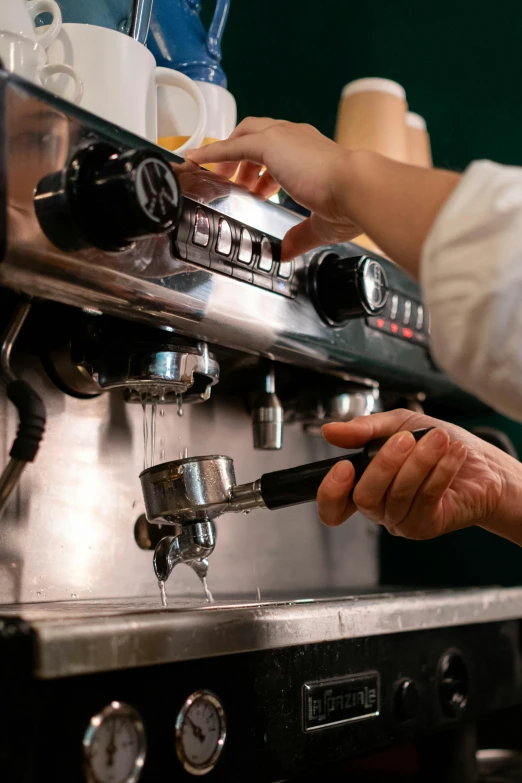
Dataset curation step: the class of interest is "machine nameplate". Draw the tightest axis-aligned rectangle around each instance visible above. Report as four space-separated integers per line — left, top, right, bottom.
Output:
302 671 380 731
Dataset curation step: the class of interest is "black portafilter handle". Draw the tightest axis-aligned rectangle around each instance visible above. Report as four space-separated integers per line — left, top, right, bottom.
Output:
259 428 434 510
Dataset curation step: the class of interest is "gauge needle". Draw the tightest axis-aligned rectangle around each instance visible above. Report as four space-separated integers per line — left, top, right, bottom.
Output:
107 719 117 766
187 715 206 743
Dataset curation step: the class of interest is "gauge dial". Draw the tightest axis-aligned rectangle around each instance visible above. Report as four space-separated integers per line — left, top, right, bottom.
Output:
175 690 226 775
83 701 146 783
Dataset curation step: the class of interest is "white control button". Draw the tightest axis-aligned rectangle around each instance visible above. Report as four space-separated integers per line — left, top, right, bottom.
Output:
277 261 293 280
403 299 412 325
390 293 399 320
238 228 253 264
193 209 210 247
216 218 232 256
258 237 273 272
415 304 424 331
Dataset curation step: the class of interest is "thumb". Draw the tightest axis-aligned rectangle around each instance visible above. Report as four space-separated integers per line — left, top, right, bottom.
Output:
316 460 357 527
282 215 334 260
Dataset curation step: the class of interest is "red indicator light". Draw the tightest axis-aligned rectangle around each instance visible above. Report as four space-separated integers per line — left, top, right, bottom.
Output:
391 323 399 333
403 327 413 339
377 318 385 328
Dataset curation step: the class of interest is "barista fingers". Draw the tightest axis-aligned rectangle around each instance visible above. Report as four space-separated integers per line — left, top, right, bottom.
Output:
186 118 522 548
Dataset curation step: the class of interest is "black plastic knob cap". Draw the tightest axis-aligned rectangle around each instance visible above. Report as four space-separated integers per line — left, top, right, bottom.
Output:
437 650 469 718
310 252 388 325
35 143 182 252
395 678 420 722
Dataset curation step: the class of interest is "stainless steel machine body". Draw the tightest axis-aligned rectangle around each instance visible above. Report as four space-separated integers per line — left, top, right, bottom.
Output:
0 73 518 783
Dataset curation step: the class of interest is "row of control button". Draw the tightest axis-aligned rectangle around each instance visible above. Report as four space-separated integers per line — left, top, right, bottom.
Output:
174 201 296 297
387 292 425 330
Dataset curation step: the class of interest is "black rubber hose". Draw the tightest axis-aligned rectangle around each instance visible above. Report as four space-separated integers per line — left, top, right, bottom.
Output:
6 380 46 462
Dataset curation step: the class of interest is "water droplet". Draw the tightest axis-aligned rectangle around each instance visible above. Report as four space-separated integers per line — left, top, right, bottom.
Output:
159 408 165 417
242 509 251 515
71 593 77 599
36 590 42 596
177 394 184 417
256 586 261 602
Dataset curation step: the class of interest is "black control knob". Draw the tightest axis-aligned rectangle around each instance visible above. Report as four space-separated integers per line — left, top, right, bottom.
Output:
437 650 469 718
310 252 388 325
35 143 182 252
395 678 420 721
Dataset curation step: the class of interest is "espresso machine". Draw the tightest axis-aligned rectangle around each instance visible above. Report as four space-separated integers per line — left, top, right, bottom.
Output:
1 69 522 782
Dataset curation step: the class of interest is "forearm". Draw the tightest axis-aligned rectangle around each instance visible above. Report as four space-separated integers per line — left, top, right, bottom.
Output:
339 151 461 277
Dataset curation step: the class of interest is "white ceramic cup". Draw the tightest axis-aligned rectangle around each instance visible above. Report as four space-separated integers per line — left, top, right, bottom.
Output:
45 24 207 145
198 82 237 140
0 0 62 48
0 30 82 100
158 80 236 144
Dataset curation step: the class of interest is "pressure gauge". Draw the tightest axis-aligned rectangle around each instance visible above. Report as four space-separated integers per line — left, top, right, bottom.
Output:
83 701 146 783
175 690 226 775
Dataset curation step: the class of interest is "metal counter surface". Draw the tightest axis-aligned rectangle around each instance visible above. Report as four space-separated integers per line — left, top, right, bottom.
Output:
2 586 522 679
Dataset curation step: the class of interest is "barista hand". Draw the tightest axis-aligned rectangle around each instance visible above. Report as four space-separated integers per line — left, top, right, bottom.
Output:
316 409 522 545
185 118 461 274
186 117 362 259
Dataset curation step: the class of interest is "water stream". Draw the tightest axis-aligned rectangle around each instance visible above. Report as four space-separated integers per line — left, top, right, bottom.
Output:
158 579 168 608
142 399 149 470
201 576 214 603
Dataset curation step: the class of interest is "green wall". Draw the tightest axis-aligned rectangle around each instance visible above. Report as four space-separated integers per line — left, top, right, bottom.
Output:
214 0 522 586
219 0 522 171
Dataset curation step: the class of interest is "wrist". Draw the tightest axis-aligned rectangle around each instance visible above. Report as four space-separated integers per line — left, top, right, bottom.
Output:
332 149 378 218
480 458 522 546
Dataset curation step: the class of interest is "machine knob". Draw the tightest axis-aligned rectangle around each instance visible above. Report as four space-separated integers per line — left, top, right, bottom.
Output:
35 143 182 252
310 252 388 325
437 650 469 718
395 678 420 721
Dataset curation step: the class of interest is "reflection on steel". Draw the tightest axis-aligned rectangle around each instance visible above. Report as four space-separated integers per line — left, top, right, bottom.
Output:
0 458 25 518
2 587 521 678
299 386 382 435
0 300 32 385
0 299 33 517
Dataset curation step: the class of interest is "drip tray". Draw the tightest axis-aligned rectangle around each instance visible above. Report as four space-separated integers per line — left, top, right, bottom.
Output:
0 586 417 622
1 586 522 680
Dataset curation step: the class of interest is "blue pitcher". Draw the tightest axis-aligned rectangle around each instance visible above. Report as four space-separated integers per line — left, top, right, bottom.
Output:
53 0 132 31
147 0 230 88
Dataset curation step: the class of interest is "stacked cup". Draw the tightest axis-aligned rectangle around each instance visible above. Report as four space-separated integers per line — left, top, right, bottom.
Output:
0 0 82 100
335 77 433 254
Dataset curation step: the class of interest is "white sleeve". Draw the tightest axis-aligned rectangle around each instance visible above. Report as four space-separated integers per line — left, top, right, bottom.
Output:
421 160 522 422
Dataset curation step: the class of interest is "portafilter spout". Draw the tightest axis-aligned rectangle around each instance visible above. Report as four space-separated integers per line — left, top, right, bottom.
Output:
141 428 434 528
153 520 216 582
